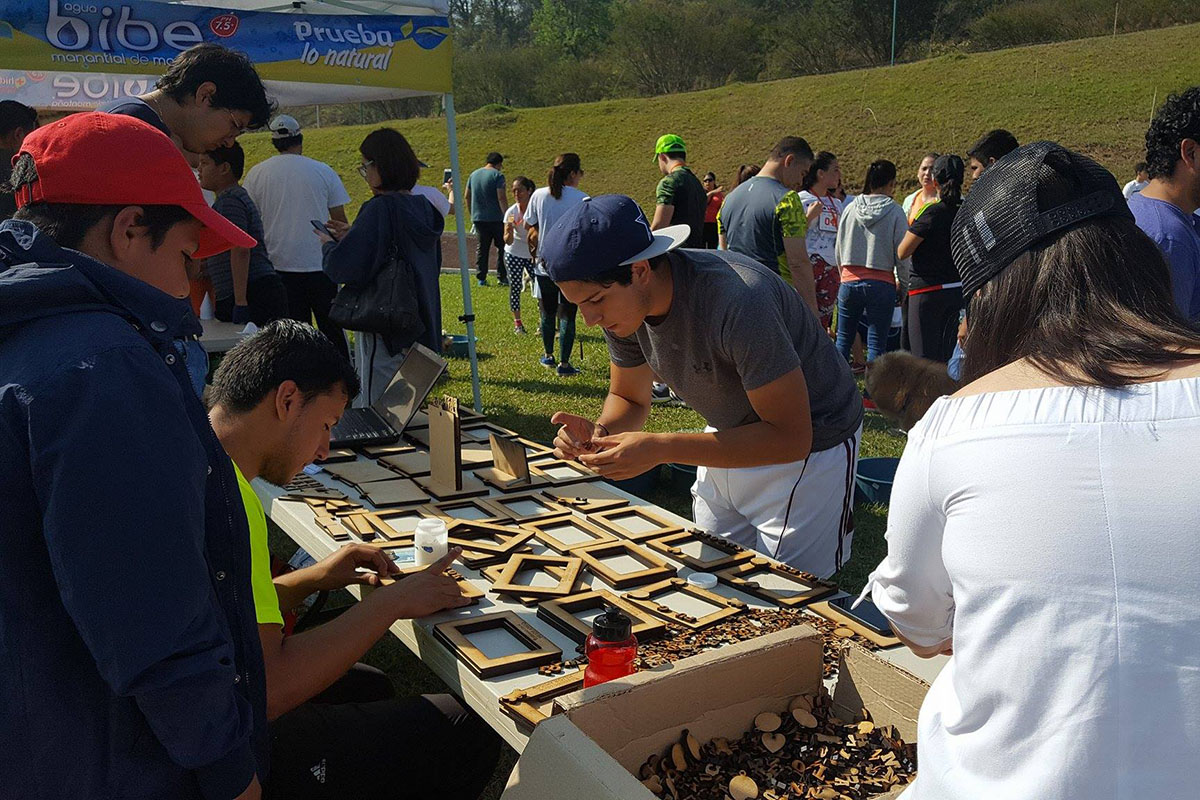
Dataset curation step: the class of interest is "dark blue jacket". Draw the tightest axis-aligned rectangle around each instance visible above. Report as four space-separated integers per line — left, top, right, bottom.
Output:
0 220 268 799
322 192 444 354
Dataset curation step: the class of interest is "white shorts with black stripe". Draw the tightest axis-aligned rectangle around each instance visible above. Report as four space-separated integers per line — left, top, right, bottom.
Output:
691 424 861 579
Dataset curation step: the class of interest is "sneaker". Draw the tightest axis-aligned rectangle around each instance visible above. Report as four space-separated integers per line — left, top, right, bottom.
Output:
539 355 557 369
477 278 487 287
557 363 580 377
651 382 672 403
514 321 527 335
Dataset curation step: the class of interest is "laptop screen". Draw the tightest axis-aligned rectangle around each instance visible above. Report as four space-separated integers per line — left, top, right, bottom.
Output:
373 343 448 433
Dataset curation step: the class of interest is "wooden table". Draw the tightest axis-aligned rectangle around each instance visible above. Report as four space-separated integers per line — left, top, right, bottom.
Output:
257 466 946 752
200 318 250 354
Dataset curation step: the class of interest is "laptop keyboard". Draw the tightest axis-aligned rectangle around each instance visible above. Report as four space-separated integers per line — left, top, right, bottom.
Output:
332 410 390 442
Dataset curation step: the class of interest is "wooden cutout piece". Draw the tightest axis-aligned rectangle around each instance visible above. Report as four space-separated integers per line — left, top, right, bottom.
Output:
480 492 570 524
499 668 585 730
378 565 484 605
321 459 404 489
365 508 435 541
528 458 600 486
414 470 489 500
357 478 429 508
481 563 571 606
432 611 562 678
427 395 462 491
624 577 746 630
645 530 757 572
524 515 620 553
358 443 414 458
444 521 536 570
378 449 432 477
574 540 676 589
536 589 668 645
426 498 509 523
715 557 837 608
473 433 548 491
808 600 902 649
541 483 629 514
590 506 684 542
491 554 585 600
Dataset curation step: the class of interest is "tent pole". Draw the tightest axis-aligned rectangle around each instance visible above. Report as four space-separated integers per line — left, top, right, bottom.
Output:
444 93 483 412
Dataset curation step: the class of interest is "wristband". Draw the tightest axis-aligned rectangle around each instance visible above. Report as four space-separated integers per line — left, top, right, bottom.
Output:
594 423 610 438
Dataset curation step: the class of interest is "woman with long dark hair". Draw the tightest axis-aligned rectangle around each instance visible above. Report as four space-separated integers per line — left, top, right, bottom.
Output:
320 128 443 404
799 151 844 330
866 141 1200 798
833 160 907 363
523 153 587 377
897 154 963 362
503 175 537 334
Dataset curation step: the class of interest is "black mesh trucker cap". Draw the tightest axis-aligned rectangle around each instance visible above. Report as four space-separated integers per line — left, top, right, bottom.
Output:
951 141 1133 300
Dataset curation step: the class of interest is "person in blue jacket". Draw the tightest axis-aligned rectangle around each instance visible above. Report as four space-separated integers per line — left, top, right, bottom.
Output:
319 127 444 406
0 113 268 799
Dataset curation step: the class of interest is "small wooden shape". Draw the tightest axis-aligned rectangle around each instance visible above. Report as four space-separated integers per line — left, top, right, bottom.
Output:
529 458 600 486
281 475 347 501
445 520 536 569
313 449 358 464
624 577 746 630
491 554 585 600
524 516 619 554
574 540 676 589
541 483 629 514
432 611 562 678
714 557 836 608
340 512 379 540
808 600 902 649
357 478 429 508
358 443 414 458
481 563 571 606
321 459 403 490
378 449 432 478
427 395 463 493
366 508 438 541
378 565 485 605
499 668 585 730
474 435 552 491
480 492 570 524
536 589 668 644
590 506 684 542
645 530 757 572
414 470 489 500
426 498 509 523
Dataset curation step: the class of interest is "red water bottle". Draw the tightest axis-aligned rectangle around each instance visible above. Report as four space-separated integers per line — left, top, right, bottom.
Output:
583 606 638 688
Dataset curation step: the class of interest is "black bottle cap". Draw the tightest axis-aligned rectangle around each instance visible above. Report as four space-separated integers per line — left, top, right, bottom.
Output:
592 605 633 642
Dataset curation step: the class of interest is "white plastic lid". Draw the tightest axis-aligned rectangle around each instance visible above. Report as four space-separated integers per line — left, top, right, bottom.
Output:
414 518 448 538
686 572 718 590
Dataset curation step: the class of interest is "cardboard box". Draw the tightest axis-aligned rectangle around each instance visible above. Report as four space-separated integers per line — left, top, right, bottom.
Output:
501 625 929 800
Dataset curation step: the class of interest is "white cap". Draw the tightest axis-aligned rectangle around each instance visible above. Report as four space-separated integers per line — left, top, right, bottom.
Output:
269 114 302 139
686 572 718 590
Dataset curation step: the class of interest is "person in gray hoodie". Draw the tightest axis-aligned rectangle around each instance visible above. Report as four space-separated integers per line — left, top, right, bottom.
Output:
834 160 909 363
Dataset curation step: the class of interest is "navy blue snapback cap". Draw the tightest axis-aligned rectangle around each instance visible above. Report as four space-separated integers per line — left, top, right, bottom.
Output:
541 194 691 283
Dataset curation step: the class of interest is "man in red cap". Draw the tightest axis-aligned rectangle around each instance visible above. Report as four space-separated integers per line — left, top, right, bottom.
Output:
0 113 266 799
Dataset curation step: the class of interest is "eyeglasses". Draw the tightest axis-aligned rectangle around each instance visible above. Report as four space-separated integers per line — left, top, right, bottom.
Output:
226 109 252 137
357 160 374 178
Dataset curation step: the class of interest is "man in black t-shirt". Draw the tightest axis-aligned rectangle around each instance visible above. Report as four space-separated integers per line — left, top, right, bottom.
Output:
651 134 707 247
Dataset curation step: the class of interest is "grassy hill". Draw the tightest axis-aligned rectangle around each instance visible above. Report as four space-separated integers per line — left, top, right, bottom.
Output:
241 22 1200 219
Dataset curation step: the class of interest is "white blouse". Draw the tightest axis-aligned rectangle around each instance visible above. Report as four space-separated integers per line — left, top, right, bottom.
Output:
868 377 1200 799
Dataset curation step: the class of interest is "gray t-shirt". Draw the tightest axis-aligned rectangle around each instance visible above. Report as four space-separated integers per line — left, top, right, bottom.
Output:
605 249 863 452
205 185 276 301
467 166 505 222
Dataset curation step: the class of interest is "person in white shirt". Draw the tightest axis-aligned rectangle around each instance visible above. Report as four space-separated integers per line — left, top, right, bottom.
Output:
524 153 588 377
866 141 1200 799
797 151 844 331
1122 160 1150 199
503 176 537 335
243 114 352 358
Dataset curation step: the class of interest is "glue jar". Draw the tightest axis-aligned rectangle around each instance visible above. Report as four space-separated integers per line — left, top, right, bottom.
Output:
413 518 449 567
583 606 638 688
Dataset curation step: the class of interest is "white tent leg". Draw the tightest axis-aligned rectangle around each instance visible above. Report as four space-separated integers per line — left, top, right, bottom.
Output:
444 93 483 412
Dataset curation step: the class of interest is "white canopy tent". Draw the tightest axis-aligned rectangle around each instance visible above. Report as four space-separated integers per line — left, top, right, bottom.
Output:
0 0 482 409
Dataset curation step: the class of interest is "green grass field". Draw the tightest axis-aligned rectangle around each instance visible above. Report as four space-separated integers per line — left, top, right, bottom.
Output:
242 22 1200 227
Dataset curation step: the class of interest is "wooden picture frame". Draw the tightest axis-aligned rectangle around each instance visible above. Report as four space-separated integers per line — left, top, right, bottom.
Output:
357 478 429 508
490 554 585 600
624 577 746 630
574 540 676 589
645 530 757 572
481 563 571 606
536 589 668 645
459 421 522 444
523 516 620 554
379 565 485 605
425 498 509 524
499 669 585 730
445 520 536 570
365 507 439 542
432 611 562 679
589 506 684 542
378 449 432 478
480 492 570 524
714 556 837 608
540 483 629 514
528 458 600 486
808 600 901 649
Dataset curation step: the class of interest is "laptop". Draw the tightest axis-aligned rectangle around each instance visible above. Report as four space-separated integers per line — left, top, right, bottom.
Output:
329 343 448 448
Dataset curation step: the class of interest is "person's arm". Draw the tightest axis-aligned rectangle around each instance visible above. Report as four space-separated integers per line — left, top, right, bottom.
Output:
259 550 467 718
652 176 675 230
804 196 822 223
327 205 348 224
777 192 819 314
503 219 516 246
322 198 386 287
496 177 508 214
444 180 456 216
897 230 923 261
230 247 250 305
215 194 252 320
30 348 257 799
526 224 539 259
579 367 813 479
651 204 675 229
463 179 472 218
272 543 398 611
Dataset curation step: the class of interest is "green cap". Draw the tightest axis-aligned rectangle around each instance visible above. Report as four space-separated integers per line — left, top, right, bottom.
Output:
653 133 687 162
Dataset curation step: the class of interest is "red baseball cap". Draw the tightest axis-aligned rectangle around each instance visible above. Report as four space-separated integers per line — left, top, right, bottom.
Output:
13 112 256 259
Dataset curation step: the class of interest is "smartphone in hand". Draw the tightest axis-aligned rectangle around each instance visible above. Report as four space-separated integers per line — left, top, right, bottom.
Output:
310 219 337 240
